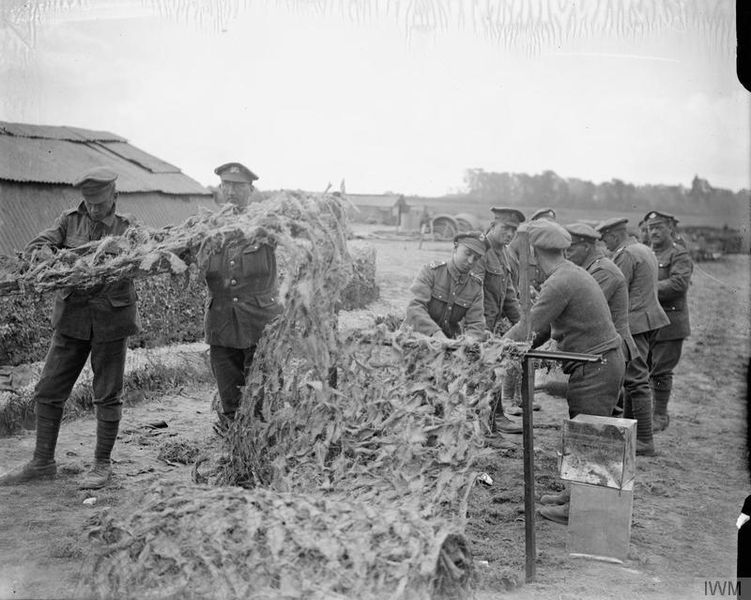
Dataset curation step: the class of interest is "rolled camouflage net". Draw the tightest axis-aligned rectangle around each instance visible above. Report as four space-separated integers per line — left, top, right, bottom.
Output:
85 484 471 600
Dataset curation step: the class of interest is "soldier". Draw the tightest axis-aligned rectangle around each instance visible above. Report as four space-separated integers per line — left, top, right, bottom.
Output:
504 220 625 524
529 208 556 222
566 222 659 456
476 208 524 434
596 217 670 449
0 167 140 489
205 163 283 432
645 210 693 432
403 232 486 340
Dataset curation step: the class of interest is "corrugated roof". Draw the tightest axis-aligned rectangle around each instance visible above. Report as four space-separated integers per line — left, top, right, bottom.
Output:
0 122 125 142
0 121 209 196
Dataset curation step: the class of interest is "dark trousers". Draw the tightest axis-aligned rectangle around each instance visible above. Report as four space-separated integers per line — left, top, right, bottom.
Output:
34 331 127 422
567 346 625 418
209 345 256 417
649 339 684 393
624 331 656 442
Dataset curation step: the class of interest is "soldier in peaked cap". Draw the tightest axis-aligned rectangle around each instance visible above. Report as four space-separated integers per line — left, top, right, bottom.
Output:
404 231 486 341
0 166 141 490
214 162 259 208
597 216 669 450
504 219 624 525
203 163 282 433
476 208 524 434
643 210 693 433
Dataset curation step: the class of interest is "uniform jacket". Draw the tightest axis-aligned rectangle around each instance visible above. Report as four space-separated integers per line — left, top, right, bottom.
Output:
474 245 521 333
653 242 693 341
506 260 621 357
583 248 637 361
204 236 283 348
26 202 140 342
506 236 545 290
404 259 485 339
611 240 669 336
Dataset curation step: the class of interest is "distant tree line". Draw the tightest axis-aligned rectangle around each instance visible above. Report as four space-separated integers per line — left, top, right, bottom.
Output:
463 169 748 216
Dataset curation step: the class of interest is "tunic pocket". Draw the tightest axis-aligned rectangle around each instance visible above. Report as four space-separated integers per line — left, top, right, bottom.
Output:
241 244 271 277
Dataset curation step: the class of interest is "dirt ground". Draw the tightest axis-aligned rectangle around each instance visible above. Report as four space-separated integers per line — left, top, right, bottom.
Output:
0 234 748 600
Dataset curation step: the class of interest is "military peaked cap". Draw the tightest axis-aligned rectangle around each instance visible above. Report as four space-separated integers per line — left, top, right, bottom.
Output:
565 222 601 242
73 167 118 198
490 207 525 226
214 162 259 183
530 208 556 221
454 231 488 255
644 210 678 225
527 219 571 250
596 217 629 234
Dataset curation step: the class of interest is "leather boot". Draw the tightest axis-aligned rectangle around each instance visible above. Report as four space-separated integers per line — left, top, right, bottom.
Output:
79 418 119 489
0 411 62 485
539 502 570 525
636 439 657 456
79 460 112 490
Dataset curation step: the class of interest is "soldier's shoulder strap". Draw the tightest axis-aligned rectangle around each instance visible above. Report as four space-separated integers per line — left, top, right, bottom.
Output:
428 260 447 270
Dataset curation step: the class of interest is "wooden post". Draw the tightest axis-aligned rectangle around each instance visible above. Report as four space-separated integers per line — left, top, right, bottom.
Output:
518 228 536 582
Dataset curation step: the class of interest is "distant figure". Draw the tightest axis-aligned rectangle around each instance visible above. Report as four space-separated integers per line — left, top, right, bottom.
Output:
404 232 487 340
0 167 140 490
645 210 693 433
529 208 556 222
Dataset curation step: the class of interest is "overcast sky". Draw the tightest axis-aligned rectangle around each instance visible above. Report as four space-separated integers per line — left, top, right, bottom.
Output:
1 0 747 195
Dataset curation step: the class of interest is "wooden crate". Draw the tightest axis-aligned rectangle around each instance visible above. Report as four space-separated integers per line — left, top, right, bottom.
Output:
567 480 634 563
559 414 636 489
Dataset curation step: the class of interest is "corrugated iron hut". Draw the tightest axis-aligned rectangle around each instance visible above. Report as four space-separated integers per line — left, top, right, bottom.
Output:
0 121 213 255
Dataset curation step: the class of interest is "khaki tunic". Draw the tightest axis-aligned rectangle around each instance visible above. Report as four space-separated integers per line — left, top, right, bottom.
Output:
611 240 669 336
474 245 521 333
26 202 140 342
404 260 485 338
204 238 283 348
653 242 693 341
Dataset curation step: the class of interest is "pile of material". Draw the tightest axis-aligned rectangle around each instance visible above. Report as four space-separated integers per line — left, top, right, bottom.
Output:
86 484 470 600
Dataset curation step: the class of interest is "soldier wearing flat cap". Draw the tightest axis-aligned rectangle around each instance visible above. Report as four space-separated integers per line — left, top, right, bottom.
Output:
474 208 525 433
204 163 282 432
596 217 669 448
530 208 556 222
0 167 140 490
505 220 625 417
644 210 693 432
404 231 486 340
504 220 625 525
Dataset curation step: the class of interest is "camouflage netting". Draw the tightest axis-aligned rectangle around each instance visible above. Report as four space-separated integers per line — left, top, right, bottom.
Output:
85 484 470 600
58 191 528 599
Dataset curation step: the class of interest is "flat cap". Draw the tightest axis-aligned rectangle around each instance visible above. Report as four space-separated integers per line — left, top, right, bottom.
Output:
530 208 556 221
214 162 258 183
490 207 525 226
596 217 629 234
527 220 571 250
454 231 488 256
565 222 601 242
643 210 675 225
73 167 118 197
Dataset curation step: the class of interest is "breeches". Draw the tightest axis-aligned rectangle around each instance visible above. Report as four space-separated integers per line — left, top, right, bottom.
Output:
34 331 128 422
649 339 684 392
